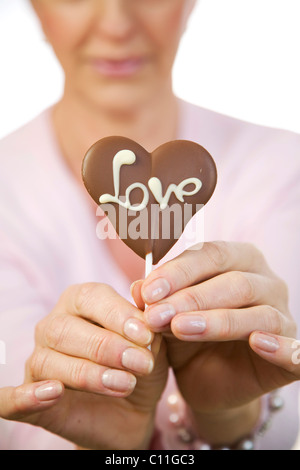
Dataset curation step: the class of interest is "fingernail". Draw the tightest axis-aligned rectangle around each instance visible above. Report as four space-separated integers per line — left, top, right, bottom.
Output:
122 348 154 374
175 315 207 335
124 318 152 345
146 303 176 329
35 382 63 401
252 333 280 353
102 369 137 392
142 278 171 304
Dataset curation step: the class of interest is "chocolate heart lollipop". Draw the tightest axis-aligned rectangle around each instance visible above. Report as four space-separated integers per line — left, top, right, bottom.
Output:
82 136 217 265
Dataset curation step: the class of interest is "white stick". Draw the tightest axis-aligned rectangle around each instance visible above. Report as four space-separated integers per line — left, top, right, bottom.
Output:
145 252 153 351
145 252 153 280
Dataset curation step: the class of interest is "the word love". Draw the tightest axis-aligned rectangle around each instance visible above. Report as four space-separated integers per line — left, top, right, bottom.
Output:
99 150 203 211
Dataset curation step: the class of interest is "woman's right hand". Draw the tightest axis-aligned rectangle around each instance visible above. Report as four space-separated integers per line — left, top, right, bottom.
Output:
0 283 169 450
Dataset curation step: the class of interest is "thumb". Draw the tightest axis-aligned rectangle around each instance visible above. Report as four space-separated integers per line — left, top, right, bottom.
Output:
0 380 64 422
249 332 300 382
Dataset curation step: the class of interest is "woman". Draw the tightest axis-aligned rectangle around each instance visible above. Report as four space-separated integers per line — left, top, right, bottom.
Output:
0 0 299 450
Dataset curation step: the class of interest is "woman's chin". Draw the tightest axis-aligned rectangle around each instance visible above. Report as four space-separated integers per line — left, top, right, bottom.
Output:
87 83 158 116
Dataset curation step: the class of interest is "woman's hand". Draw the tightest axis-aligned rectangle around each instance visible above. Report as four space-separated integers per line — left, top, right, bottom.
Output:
0 283 168 450
132 241 298 445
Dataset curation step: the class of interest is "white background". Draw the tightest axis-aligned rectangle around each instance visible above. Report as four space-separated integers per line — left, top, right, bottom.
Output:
0 0 299 139
0 0 299 450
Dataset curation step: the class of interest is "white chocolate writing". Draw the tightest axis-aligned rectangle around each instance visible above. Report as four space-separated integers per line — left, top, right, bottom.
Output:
99 149 202 211
100 150 149 211
148 177 202 210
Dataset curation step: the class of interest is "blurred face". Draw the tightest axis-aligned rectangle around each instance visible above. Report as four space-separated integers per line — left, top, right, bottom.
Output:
31 0 196 113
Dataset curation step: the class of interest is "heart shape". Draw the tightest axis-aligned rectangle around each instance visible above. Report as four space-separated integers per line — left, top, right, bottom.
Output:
82 136 217 264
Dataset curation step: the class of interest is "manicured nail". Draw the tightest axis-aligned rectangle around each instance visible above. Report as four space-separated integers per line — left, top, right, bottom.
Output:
142 278 171 304
35 382 63 401
146 303 176 329
251 333 280 353
124 318 152 345
102 369 137 392
122 348 154 374
175 315 207 335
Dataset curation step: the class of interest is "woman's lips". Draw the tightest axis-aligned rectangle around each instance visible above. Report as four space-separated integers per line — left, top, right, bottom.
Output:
91 57 145 78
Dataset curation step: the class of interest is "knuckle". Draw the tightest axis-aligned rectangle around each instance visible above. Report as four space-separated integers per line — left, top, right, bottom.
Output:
69 360 90 389
44 314 71 350
204 241 228 272
103 305 120 328
29 347 48 380
219 309 237 339
74 282 99 314
180 289 200 311
229 271 255 305
87 333 109 364
182 287 208 311
263 305 283 335
246 242 264 264
101 295 122 326
74 283 117 323
245 242 260 257
172 259 195 286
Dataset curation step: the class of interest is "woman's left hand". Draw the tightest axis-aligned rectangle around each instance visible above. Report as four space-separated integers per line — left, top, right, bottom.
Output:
132 242 298 416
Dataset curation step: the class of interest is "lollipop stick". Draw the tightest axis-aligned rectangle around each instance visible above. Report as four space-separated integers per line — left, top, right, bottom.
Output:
145 252 153 281
145 252 153 351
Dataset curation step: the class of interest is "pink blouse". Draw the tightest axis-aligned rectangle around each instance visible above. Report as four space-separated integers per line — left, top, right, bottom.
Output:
0 99 299 450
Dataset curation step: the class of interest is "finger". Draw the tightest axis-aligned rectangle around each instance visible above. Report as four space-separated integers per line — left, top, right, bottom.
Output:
30 347 154 397
0 381 64 421
131 280 145 310
249 332 300 381
141 242 274 305
151 333 163 360
55 283 153 346
40 314 154 375
170 305 293 342
144 271 287 331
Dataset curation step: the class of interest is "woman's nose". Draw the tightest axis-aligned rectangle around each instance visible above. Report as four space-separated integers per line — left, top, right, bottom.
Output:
94 0 136 41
